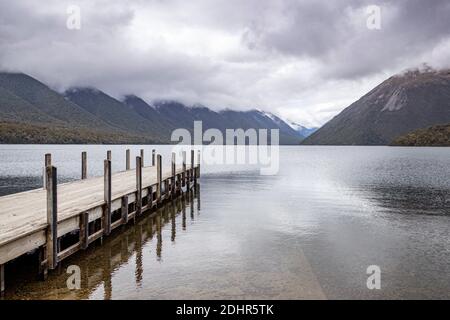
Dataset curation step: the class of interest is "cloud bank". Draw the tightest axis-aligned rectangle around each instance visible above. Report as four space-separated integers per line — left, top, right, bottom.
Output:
1 0 450 127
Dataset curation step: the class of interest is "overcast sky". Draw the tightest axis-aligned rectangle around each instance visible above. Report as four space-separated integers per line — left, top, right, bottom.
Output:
1 0 450 127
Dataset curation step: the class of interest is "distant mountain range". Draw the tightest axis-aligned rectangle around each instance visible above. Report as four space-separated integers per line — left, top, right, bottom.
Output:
302 68 450 145
0 72 308 144
3 68 446 146
285 121 318 138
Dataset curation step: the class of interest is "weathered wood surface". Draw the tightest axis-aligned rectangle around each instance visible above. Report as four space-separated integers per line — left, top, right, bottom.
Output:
0 164 193 253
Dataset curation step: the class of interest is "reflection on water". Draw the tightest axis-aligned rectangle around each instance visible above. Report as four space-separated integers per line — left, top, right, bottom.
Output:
363 185 449 215
4 188 200 300
0 176 44 196
0 145 449 299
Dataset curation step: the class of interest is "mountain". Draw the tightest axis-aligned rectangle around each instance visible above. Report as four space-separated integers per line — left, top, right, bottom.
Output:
0 85 58 124
0 72 158 143
285 121 318 138
122 95 173 137
0 73 110 130
154 101 226 133
302 68 450 145
0 71 304 144
221 110 304 144
391 123 450 146
64 88 165 142
153 101 303 144
67 91 304 144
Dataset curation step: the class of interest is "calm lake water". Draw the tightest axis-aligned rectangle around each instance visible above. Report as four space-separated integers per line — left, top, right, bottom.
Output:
0 145 449 299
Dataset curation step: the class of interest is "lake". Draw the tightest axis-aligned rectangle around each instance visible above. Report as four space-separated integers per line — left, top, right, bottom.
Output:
0 145 449 299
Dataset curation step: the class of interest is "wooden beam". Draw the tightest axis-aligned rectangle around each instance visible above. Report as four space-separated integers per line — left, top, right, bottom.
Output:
88 229 103 245
80 212 89 250
197 150 201 179
148 185 153 208
43 153 52 189
152 149 155 166
171 152 176 197
191 150 195 182
107 150 112 161
46 165 58 270
45 153 52 167
121 195 129 224
0 263 5 296
126 149 130 170
104 159 112 236
157 154 162 200
176 173 181 192
38 245 48 280
182 151 186 187
81 151 87 180
196 184 201 209
140 149 144 167
136 157 142 215
58 242 81 262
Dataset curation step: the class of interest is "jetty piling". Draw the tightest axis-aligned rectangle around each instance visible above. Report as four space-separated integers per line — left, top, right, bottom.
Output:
126 149 131 170
190 150 194 185
80 212 89 250
46 165 58 270
104 159 112 236
171 153 176 197
157 154 162 200
136 156 142 216
121 195 129 225
43 153 52 189
182 151 186 187
0 263 4 296
81 152 87 180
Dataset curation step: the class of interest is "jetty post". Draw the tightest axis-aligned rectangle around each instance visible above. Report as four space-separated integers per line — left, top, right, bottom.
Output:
121 195 129 224
196 150 200 182
157 154 162 201
152 149 156 166
39 151 50 280
171 152 176 197
0 263 4 296
43 153 52 189
190 150 194 184
182 151 187 187
45 153 52 167
136 156 142 216
80 212 89 250
46 164 58 270
81 151 87 180
104 159 112 236
140 149 144 167
126 149 131 170
107 150 112 161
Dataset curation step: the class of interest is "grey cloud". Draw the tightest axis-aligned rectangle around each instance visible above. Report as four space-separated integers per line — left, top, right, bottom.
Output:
245 0 450 79
0 0 449 127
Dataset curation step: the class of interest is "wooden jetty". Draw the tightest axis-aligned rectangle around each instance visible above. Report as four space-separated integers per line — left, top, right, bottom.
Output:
0 148 201 295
